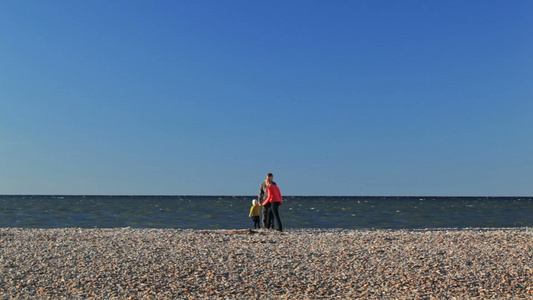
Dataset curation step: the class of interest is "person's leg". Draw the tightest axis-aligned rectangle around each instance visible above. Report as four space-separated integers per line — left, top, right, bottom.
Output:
267 204 274 229
269 210 274 229
264 204 272 229
261 204 268 228
271 202 282 232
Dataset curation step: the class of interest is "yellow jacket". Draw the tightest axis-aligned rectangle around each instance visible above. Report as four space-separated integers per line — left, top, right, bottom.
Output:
249 204 261 217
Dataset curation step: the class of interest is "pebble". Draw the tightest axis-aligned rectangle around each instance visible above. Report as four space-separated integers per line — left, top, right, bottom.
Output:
0 228 532 299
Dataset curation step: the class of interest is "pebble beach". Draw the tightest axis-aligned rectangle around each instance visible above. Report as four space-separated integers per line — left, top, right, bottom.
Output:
1 228 532 299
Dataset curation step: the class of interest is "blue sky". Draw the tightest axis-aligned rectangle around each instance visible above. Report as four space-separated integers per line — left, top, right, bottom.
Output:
1 1 532 196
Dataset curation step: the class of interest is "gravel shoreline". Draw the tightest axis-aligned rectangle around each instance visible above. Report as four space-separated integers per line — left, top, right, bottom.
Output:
1 228 532 299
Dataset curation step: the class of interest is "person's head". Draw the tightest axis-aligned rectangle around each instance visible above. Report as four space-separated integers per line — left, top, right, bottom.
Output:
266 173 274 180
266 178 273 186
252 199 257 205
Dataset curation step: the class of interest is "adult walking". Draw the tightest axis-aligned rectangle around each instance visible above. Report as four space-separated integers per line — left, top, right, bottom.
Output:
258 173 274 229
263 178 283 232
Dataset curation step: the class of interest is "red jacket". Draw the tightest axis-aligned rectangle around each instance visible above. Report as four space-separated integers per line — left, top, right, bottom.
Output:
263 184 282 206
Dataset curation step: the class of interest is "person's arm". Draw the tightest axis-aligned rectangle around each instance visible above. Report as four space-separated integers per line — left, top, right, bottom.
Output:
263 186 272 206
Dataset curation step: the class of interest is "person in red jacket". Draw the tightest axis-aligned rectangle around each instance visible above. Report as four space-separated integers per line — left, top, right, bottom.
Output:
258 173 274 229
263 178 283 232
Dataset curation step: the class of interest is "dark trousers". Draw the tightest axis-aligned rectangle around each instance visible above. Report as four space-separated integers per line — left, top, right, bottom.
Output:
262 203 272 229
251 216 260 229
265 202 282 231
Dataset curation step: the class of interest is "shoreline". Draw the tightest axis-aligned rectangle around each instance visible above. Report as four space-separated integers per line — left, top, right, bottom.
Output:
1 228 532 299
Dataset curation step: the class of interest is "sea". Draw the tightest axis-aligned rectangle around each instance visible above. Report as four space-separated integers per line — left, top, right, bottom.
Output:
0 195 532 230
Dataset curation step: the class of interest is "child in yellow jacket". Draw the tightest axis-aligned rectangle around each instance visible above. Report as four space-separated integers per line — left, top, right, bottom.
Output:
249 199 261 229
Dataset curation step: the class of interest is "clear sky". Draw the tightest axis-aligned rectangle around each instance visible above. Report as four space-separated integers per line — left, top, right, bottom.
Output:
1 1 532 196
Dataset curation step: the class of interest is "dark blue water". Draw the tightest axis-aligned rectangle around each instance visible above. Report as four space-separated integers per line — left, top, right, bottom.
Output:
0 195 532 229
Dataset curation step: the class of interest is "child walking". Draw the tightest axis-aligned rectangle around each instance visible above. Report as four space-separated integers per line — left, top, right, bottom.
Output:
249 199 261 229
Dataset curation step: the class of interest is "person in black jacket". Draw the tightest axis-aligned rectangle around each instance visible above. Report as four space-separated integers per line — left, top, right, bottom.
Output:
258 173 274 229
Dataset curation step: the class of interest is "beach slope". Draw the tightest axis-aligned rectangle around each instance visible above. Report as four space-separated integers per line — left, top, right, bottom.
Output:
1 228 532 299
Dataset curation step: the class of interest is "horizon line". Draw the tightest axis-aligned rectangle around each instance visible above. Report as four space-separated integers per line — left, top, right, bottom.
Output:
1 194 532 198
